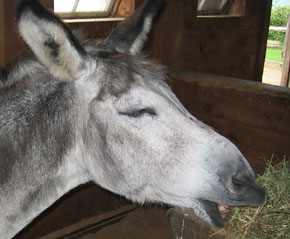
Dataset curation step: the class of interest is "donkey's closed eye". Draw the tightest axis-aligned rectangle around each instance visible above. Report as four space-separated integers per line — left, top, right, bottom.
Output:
119 108 157 118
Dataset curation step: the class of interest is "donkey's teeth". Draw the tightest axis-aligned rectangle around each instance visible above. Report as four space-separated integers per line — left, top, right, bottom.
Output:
218 204 231 219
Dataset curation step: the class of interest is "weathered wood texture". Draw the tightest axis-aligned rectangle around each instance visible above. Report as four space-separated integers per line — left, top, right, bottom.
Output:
0 0 5 66
170 70 290 174
145 0 272 82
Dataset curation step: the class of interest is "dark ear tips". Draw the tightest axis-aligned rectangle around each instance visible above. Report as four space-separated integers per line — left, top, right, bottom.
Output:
17 0 58 24
142 0 165 17
17 0 40 19
16 0 30 20
104 0 165 54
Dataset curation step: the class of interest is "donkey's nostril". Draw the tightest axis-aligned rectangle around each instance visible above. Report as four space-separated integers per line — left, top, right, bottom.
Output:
232 177 245 186
232 171 254 185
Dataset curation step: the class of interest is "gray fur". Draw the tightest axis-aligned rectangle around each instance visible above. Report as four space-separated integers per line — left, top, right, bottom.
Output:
0 1 266 238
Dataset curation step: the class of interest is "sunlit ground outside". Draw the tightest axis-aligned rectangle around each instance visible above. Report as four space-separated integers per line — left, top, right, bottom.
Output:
263 46 283 86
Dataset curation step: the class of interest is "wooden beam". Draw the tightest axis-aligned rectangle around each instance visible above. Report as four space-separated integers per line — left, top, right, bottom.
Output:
281 16 290 87
0 0 5 67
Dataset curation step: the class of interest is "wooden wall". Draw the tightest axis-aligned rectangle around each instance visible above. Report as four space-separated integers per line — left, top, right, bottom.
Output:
0 0 4 66
144 0 272 82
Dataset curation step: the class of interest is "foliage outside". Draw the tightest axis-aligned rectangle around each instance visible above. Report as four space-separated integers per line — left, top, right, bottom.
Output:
222 158 290 239
268 30 286 44
268 4 290 44
270 4 290 26
265 47 283 62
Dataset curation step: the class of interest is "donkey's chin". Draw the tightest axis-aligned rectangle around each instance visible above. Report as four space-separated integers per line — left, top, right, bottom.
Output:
190 200 229 227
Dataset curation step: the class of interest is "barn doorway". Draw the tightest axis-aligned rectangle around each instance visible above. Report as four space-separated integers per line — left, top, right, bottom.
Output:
262 1 290 87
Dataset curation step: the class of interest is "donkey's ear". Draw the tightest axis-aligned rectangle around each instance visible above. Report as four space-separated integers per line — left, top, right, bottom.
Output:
105 0 164 55
17 0 87 81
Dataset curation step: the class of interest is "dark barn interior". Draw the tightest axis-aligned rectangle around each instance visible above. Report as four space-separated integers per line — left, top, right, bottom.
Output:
0 0 289 238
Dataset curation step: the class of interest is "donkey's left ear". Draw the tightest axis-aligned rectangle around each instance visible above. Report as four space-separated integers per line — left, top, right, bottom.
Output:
105 0 164 55
17 0 87 81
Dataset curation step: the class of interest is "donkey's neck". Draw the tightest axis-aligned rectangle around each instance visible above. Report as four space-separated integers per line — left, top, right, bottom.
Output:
0 150 90 239
0 81 91 239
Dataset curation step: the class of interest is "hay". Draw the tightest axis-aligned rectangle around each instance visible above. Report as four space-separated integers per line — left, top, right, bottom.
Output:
222 157 290 239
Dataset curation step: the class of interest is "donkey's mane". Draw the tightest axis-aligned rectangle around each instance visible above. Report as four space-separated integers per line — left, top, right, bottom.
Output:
0 54 43 88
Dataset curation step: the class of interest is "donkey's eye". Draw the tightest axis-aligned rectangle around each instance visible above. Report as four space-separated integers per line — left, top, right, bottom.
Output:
119 108 156 118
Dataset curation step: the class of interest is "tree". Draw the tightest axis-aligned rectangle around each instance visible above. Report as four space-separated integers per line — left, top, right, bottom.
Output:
270 5 290 26
268 4 290 43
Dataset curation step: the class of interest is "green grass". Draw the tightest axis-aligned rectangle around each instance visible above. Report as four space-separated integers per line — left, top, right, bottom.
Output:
265 47 283 62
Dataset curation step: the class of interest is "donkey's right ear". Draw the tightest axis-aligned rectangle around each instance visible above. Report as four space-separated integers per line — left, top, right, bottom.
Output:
17 0 87 81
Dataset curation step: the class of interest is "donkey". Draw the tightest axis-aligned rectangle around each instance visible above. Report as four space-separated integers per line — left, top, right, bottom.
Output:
0 0 266 238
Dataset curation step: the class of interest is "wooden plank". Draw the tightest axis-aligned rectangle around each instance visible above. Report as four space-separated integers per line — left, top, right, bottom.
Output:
189 16 261 31
281 16 290 87
0 0 5 67
182 52 257 79
184 29 259 56
170 71 290 174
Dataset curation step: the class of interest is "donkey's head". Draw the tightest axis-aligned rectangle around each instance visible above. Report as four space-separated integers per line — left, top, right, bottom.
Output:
17 0 266 227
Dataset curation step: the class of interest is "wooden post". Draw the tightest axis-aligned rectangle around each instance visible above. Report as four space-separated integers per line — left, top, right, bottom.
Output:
281 16 290 87
0 0 5 67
